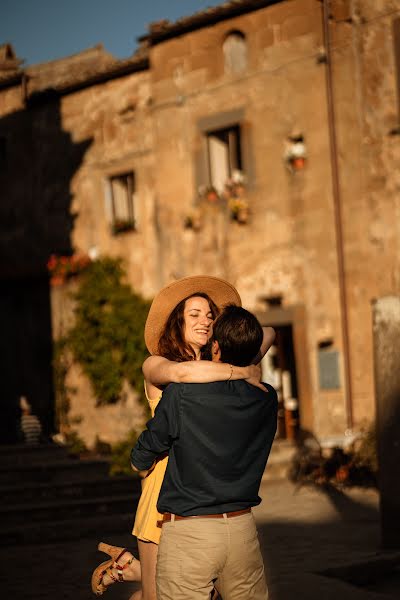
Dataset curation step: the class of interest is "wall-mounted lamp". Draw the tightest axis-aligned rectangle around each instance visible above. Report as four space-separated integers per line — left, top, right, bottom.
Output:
284 133 307 172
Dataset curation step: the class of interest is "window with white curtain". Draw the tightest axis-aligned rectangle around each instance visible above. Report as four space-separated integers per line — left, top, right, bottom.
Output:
206 125 242 192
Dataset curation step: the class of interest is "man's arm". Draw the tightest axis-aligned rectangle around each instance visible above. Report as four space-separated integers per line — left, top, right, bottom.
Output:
130 385 181 474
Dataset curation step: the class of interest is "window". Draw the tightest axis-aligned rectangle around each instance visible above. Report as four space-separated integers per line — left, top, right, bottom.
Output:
223 31 248 75
206 125 242 192
108 172 135 234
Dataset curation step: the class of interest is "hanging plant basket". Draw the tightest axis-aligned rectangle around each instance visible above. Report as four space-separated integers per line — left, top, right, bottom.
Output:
284 136 307 172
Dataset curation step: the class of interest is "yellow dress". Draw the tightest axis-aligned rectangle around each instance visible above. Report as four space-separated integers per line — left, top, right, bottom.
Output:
132 384 168 544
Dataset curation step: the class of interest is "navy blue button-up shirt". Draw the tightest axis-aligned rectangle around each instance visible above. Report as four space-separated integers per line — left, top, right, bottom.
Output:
131 380 278 516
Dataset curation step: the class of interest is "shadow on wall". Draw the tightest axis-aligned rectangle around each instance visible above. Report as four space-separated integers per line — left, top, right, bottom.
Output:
0 93 92 443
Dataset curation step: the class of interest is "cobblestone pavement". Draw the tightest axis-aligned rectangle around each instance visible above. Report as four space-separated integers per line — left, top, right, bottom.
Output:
2 479 399 599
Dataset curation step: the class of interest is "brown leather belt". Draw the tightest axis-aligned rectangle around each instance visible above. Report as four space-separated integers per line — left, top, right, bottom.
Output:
157 507 251 528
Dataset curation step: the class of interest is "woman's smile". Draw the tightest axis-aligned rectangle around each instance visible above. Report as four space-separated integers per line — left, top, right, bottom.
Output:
183 296 213 355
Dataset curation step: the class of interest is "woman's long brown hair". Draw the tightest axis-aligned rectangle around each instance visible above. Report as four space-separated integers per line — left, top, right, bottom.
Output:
157 292 219 362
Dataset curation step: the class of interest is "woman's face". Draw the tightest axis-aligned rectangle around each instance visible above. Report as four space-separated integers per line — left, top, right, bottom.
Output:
183 296 214 356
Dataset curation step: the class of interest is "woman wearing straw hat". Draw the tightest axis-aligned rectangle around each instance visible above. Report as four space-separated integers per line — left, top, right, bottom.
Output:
91 276 275 599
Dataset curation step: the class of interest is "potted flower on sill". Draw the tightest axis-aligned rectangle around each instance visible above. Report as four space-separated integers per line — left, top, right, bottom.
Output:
205 186 219 203
111 218 135 236
196 170 250 224
228 197 250 224
224 170 250 224
47 253 91 285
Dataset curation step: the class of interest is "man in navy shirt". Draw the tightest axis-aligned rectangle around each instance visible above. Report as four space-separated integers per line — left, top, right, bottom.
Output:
131 305 278 600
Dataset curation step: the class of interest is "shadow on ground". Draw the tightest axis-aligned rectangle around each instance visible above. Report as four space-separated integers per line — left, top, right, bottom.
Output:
1 483 399 600
258 483 400 600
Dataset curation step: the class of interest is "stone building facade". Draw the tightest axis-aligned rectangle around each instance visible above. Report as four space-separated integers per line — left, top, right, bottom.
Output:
1 0 399 446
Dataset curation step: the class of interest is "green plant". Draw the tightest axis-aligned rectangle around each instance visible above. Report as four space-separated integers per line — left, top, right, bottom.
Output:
66 257 151 405
289 425 378 489
53 338 76 433
65 430 88 456
351 426 378 471
109 429 140 476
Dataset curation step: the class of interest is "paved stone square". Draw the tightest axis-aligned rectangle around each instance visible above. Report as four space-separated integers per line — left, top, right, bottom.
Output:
2 479 399 599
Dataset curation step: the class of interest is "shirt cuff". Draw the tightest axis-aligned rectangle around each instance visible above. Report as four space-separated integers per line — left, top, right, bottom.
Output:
130 446 155 471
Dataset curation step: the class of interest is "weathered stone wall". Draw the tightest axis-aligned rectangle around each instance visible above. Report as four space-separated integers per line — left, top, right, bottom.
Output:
331 0 400 428
2 0 399 446
50 279 146 447
62 70 159 298
0 84 24 116
147 0 347 437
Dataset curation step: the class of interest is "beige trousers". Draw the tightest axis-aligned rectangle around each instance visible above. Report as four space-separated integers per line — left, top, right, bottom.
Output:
156 511 268 600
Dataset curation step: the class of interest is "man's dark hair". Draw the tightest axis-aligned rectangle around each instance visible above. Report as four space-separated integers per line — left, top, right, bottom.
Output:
212 304 263 366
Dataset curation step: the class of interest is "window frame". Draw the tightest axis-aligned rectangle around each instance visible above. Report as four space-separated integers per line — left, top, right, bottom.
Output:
106 171 136 235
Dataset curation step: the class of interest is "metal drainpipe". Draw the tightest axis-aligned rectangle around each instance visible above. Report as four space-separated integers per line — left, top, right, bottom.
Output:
322 0 353 431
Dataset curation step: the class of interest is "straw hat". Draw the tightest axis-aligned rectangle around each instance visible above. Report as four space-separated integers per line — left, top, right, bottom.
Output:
145 275 242 355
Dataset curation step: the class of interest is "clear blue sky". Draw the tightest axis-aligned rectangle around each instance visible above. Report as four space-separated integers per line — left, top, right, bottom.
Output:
2 0 223 66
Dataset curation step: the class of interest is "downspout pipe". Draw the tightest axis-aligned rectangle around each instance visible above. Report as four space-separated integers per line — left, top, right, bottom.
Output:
322 0 354 431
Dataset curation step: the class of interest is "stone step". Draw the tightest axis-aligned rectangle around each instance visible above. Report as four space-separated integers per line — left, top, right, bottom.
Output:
0 511 137 545
0 442 71 465
0 474 140 504
0 492 141 527
0 443 142 544
0 457 110 484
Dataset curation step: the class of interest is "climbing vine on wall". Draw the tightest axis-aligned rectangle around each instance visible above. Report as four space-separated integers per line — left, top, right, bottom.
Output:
65 257 151 405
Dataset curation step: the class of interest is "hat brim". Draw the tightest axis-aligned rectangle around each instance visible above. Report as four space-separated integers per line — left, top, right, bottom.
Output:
145 275 241 355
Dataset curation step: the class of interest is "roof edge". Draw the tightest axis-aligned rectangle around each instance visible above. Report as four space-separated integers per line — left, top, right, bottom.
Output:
0 72 23 90
26 56 149 103
141 0 284 46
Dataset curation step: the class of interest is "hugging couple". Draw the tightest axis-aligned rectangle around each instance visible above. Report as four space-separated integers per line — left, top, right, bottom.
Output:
92 275 278 600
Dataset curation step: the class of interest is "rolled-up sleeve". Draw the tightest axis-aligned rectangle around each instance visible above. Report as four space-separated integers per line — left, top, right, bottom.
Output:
130 384 181 471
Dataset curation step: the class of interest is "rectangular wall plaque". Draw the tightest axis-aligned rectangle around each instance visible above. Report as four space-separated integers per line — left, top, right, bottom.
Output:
318 350 341 389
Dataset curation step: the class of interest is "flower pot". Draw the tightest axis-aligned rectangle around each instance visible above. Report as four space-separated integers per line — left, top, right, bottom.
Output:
206 191 219 203
291 156 306 170
237 208 249 223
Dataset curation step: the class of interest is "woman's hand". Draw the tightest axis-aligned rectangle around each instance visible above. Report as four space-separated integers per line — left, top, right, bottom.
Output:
245 364 267 391
251 326 276 364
